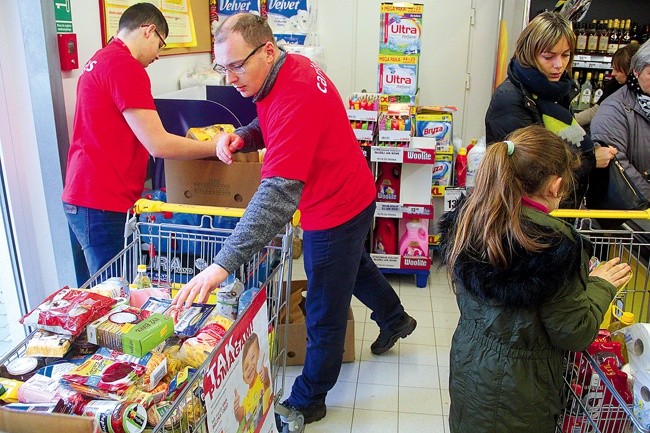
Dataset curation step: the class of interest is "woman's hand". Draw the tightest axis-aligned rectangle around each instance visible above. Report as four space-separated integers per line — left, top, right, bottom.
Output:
216 133 244 165
590 257 632 289
172 264 229 308
595 145 617 168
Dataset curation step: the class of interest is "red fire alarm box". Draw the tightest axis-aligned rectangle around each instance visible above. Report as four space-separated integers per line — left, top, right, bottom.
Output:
57 33 78 71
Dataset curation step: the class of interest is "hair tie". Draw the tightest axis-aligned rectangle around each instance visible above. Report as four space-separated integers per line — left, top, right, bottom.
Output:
504 140 515 156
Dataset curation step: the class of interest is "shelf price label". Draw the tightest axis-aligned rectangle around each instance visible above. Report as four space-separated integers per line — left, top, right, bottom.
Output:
402 204 434 219
444 188 465 212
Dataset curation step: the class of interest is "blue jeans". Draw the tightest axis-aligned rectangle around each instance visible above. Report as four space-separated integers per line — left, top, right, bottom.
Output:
287 202 404 408
63 202 127 276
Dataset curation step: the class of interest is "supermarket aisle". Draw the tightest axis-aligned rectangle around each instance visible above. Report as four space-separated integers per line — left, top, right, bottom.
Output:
284 255 457 433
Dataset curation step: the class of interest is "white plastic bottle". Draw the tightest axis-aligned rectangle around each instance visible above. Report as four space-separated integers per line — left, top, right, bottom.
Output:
466 136 486 188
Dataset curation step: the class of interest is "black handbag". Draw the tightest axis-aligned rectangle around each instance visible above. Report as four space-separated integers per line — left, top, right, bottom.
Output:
586 156 649 227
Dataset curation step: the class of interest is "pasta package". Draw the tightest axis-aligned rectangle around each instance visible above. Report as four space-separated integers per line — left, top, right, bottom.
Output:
176 317 233 368
25 330 72 358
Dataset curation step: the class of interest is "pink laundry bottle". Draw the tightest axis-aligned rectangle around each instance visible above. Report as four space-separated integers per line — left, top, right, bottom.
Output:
373 218 398 255
399 219 429 257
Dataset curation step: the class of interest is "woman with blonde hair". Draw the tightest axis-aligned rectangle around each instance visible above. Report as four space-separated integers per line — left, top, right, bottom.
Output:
440 124 631 433
485 12 616 207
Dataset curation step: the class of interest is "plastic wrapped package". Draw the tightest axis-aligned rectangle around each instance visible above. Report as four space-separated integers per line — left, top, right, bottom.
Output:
267 0 318 45
179 65 225 89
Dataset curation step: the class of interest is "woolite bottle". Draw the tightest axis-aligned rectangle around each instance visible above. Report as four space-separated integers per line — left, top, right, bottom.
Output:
375 162 401 203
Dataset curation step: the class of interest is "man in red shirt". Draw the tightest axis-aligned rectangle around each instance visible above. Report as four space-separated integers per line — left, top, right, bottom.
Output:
62 3 220 278
173 13 416 425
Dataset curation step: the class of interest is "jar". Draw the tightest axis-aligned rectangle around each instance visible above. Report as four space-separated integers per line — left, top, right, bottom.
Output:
0 356 44 381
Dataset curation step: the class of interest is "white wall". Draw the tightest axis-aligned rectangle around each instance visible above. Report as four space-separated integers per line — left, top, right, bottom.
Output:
63 1 508 145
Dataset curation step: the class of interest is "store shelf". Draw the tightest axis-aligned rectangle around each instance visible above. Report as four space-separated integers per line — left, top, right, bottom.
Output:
370 146 435 164
375 202 434 219
573 53 613 70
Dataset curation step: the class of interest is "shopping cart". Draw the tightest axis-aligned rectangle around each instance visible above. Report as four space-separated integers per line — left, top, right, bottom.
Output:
0 199 304 433
550 208 650 433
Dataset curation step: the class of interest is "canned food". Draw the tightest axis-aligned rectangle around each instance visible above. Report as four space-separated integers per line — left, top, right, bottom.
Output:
82 400 147 433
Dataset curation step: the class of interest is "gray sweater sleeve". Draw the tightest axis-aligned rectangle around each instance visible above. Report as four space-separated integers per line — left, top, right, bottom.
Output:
214 177 303 273
234 118 265 153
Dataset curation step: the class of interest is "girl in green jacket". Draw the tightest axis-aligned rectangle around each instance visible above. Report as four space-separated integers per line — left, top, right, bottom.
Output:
440 124 631 433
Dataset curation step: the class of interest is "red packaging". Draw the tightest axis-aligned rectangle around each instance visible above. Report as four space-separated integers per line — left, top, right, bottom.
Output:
20 287 116 336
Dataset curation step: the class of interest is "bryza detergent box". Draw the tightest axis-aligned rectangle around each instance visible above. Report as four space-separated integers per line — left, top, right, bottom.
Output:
415 113 453 148
267 0 317 45
377 55 419 96
379 3 423 56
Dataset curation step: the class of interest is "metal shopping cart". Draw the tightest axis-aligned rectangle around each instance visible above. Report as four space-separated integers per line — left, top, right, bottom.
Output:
550 208 650 433
0 199 304 433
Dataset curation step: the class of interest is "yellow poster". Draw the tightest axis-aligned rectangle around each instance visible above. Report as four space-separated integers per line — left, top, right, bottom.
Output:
102 0 197 48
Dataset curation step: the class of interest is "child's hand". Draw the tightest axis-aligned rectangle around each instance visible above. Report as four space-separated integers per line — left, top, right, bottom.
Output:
590 257 632 289
260 366 270 388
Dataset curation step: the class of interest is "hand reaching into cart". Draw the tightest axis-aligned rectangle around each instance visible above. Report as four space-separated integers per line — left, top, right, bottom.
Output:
216 133 244 165
589 257 632 289
172 263 229 308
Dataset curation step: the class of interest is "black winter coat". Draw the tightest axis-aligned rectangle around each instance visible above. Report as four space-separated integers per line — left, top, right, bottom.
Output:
484 60 595 206
440 205 617 433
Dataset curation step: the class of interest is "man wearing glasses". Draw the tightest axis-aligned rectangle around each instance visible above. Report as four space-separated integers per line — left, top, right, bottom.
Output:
173 13 416 427
62 3 220 280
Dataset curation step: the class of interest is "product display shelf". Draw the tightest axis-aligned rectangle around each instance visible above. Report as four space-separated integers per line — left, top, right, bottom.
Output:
370 145 435 288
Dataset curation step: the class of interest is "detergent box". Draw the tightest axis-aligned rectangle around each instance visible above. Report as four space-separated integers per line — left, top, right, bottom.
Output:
379 3 424 56
377 55 419 96
432 154 452 186
415 112 453 150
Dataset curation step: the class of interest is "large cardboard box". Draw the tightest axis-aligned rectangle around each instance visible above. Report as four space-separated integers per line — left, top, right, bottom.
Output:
0 408 95 433
279 280 355 366
165 159 262 208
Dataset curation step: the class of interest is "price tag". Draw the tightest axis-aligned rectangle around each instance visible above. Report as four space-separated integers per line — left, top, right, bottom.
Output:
444 188 464 212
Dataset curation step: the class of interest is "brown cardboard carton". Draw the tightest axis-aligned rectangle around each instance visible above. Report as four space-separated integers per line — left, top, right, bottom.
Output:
0 408 96 433
278 280 355 366
165 159 262 208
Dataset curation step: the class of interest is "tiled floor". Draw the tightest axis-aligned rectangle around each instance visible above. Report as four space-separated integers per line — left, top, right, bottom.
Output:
284 255 459 433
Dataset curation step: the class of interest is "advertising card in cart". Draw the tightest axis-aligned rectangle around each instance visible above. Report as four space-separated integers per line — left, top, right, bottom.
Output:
203 288 275 433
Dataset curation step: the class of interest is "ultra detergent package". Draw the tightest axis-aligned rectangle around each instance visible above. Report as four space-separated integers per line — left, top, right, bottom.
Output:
377 55 419 96
379 3 423 56
266 0 318 45
415 113 453 148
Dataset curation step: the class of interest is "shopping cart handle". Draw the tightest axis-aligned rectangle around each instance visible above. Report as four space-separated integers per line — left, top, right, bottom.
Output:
550 208 650 221
133 199 245 218
133 199 302 225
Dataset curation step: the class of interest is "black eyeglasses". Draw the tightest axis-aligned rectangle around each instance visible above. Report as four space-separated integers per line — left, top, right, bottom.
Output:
141 24 166 50
213 43 267 75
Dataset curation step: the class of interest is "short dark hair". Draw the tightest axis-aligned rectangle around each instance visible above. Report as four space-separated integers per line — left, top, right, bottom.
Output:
612 43 640 75
118 3 169 38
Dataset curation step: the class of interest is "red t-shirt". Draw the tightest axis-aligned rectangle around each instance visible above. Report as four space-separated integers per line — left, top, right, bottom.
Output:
61 39 156 212
256 54 376 230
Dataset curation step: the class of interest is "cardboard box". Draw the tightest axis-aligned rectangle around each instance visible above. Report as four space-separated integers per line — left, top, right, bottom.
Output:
0 408 95 433
165 159 262 208
279 280 355 366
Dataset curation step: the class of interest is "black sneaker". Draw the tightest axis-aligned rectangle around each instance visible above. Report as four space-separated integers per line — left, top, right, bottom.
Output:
371 312 417 355
277 400 327 425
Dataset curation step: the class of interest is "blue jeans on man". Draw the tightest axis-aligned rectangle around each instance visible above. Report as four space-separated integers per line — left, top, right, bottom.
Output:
286 202 413 415
63 202 127 277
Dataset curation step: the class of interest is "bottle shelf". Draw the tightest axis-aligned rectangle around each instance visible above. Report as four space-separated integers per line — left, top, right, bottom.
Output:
374 202 434 219
371 253 432 271
370 146 435 164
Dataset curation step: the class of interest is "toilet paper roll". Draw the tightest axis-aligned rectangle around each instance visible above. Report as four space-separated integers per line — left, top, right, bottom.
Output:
633 367 650 429
621 323 650 371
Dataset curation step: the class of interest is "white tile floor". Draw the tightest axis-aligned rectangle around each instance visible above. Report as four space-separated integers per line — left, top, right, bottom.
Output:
283 255 459 433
